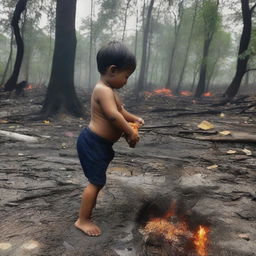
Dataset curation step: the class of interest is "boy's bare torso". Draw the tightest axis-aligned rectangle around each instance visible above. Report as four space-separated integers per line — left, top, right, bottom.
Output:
88 83 123 142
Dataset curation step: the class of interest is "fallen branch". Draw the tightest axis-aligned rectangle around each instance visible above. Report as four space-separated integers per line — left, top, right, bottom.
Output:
140 124 180 130
165 110 221 118
0 129 38 143
195 131 256 143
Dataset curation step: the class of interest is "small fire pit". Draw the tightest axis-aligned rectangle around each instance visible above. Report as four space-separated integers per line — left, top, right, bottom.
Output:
133 196 210 256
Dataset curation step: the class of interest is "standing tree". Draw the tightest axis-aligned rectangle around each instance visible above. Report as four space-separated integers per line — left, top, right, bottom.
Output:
165 0 184 89
194 0 219 99
4 0 28 92
41 0 84 117
175 0 198 95
223 0 256 101
136 0 154 97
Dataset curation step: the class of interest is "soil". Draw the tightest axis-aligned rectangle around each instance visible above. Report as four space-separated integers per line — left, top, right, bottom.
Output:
0 87 255 256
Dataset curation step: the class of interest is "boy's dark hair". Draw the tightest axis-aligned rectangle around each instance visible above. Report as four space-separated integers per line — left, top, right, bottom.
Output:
96 41 136 74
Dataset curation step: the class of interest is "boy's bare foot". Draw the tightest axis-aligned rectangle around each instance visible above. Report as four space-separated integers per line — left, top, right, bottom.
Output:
74 219 101 237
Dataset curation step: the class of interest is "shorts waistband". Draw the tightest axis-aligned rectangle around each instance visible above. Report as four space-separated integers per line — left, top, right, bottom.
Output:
85 127 114 146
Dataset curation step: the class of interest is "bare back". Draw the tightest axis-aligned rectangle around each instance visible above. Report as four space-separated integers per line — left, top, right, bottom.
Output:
88 83 123 142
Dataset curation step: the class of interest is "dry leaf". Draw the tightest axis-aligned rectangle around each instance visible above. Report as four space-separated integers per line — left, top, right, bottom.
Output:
207 164 218 170
242 148 252 156
219 130 231 136
197 121 214 130
43 120 50 124
220 113 225 118
238 233 250 241
227 150 237 154
0 119 8 124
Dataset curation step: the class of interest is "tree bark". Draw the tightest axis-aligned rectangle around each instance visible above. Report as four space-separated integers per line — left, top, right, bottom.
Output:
166 0 184 89
122 0 132 41
194 37 211 98
41 0 84 117
223 0 254 100
88 0 93 91
136 0 154 97
4 0 27 92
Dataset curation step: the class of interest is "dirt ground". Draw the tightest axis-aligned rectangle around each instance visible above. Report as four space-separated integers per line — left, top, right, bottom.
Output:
0 87 255 256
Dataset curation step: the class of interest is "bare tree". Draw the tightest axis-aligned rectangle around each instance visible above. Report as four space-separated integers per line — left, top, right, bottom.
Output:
223 0 256 101
4 0 27 92
166 0 184 89
136 0 155 97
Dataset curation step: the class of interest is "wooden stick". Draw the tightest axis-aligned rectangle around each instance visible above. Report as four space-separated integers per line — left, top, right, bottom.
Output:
0 130 38 143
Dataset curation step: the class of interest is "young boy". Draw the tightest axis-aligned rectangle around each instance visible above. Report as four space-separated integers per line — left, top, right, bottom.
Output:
75 41 144 237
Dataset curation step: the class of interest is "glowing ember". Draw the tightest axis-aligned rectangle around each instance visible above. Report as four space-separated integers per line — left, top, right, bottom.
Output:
144 88 174 97
203 92 213 97
142 205 210 256
144 218 191 242
180 90 193 96
25 84 33 90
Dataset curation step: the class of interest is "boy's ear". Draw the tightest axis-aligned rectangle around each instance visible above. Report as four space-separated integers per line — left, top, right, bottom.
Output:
109 65 118 74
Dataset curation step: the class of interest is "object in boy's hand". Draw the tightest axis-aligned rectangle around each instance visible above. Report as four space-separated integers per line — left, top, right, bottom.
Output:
128 122 140 135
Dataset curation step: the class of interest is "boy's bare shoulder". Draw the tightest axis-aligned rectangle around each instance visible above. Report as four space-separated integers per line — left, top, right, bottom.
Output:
93 83 113 99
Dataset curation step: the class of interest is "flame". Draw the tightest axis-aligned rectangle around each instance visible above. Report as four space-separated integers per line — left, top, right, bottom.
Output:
144 88 174 97
203 92 213 97
145 218 190 242
142 205 210 256
194 225 209 256
25 84 33 90
180 90 193 96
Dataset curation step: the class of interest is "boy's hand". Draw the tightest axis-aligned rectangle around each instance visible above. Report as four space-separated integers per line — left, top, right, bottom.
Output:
135 117 145 127
126 132 139 148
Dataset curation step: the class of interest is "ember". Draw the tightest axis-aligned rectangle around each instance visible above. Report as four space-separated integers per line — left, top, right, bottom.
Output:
140 203 210 256
144 88 174 97
180 90 193 96
25 84 33 90
203 92 213 97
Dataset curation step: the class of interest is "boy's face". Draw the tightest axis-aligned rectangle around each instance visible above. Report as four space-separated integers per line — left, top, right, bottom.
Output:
112 70 132 89
106 66 133 89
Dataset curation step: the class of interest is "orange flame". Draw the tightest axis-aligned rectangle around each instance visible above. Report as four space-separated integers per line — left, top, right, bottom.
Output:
194 225 209 256
180 90 193 96
143 204 210 255
25 84 33 90
144 218 190 242
144 88 174 97
203 92 213 97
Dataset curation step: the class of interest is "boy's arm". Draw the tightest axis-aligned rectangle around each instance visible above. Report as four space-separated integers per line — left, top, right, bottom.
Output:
121 107 144 125
97 87 134 136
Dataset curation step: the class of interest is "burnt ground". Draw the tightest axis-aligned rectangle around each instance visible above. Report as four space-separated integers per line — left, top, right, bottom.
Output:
0 87 255 256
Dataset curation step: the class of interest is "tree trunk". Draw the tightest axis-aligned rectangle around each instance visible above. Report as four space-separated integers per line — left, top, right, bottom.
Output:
88 0 93 91
122 0 132 41
165 1 184 89
224 0 253 100
134 4 139 84
1 31 14 86
136 0 154 97
175 0 198 95
144 17 153 87
4 0 27 92
194 37 211 98
41 0 84 117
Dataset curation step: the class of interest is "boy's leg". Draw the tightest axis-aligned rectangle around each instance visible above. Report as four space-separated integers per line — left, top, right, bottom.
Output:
75 182 103 236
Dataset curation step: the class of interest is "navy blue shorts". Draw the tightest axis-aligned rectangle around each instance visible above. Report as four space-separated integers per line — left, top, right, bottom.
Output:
77 127 115 186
